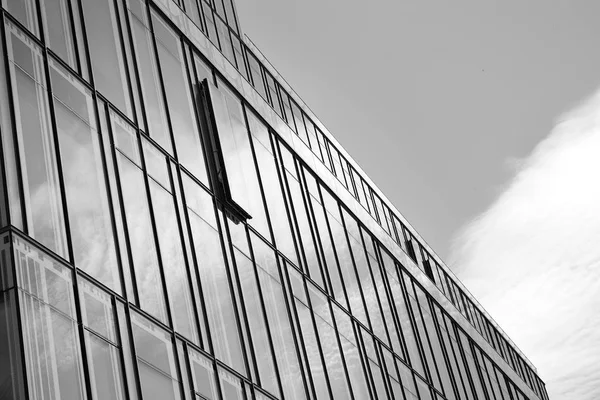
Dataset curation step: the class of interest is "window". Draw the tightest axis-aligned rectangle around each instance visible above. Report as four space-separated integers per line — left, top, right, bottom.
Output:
196 78 252 224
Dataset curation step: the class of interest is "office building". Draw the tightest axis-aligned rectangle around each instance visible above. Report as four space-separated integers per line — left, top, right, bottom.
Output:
0 0 548 399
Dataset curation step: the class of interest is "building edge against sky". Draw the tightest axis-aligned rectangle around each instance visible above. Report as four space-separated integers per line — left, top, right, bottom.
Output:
0 0 548 400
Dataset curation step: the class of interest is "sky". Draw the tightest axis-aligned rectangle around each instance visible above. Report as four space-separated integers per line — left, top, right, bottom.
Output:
236 0 600 399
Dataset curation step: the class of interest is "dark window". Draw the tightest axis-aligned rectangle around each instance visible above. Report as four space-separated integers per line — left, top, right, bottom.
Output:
196 79 251 224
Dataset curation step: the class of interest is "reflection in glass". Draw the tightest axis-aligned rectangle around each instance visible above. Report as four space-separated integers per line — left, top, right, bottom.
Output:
50 61 121 293
189 348 219 399
247 112 297 265
128 1 172 154
40 0 77 68
15 237 87 400
252 240 306 400
185 178 246 374
80 0 132 116
4 0 39 36
331 304 370 399
234 248 280 397
152 11 209 184
116 152 168 322
85 332 126 400
149 177 198 343
307 285 351 400
6 25 68 258
211 82 270 238
132 312 182 400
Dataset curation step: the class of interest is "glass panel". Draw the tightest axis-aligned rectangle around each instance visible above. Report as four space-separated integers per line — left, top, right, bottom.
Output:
283 160 323 288
0 290 26 400
234 248 280 397
246 50 267 100
380 250 426 376
5 23 68 257
115 150 168 322
40 0 77 68
331 304 370 399
0 23 22 230
188 348 219 399
15 236 86 400
149 176 198 343
247 112 297 265
184 176 246 374
80 0 133 116
131 312 182 400
4 0 39 36
211 81 269 238
252 238 306 400
116 302 140 400
308 287 351 400
294 298 330 400
79 278 116 341
324 198 367 325
85 332 127 400
50 60 122 292
152 12 209 184
127 0 172 153
219 367 244 400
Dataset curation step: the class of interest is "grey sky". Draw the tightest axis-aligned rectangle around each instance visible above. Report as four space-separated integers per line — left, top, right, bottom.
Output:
236 0 600 261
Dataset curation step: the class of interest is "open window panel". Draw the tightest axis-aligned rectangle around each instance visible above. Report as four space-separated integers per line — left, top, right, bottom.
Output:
196 78 252 224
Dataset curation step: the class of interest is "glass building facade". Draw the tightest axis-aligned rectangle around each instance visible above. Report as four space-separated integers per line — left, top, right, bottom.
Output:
0 0 548 399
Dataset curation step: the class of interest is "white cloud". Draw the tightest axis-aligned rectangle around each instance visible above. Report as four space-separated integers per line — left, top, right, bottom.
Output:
450 89 600 400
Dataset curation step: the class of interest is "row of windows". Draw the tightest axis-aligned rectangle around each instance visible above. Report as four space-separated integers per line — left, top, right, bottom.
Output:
0 1 544 399
0 228 536 400
144 1 546 394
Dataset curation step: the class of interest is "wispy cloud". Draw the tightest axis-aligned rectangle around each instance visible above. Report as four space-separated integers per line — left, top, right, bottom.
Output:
450 89 600 400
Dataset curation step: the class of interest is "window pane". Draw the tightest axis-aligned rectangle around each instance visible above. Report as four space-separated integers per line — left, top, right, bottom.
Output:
331 304 370 399
247 112 297 265
81 0 132 116
188 348 219 399
252 238 306 400
234 248 279 397
210 81 269 237
85 332 127 400
15 237 86 400
115 148 168 322
184 177 246 374
50 61 121 293
127 0 172 154
4 0 39 36
132 312 182 400
79 278 117 341
295 299 330 400
152 11 209 184
149 177 198 343
6 24 68 258
40 0 77 68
